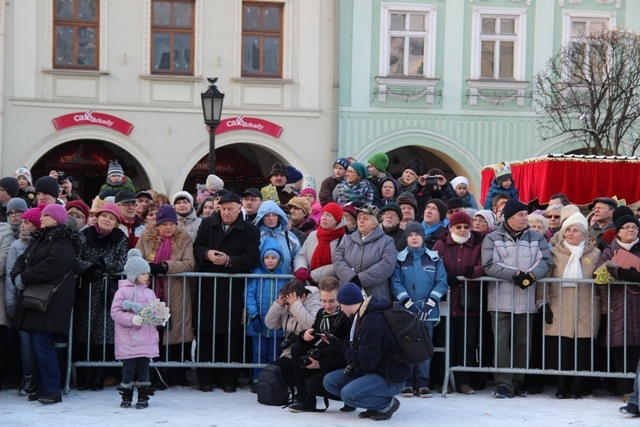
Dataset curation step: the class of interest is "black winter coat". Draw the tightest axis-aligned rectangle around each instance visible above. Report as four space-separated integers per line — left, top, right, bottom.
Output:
193 212 260 334
11 225 79 335
296 307 351 372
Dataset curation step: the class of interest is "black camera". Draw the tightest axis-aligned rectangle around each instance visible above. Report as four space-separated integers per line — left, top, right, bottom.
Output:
280 332 298 351
424 175 438 186
299 347 321 367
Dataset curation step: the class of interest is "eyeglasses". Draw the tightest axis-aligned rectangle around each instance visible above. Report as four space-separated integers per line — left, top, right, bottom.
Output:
546 215 561 219
473 217 487 224
7 211 22 216
621 225 639 231
345 170 357 174
453 225 470 230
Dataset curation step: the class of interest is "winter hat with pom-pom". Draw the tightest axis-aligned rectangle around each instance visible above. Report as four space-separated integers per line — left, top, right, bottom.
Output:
124 248 151 283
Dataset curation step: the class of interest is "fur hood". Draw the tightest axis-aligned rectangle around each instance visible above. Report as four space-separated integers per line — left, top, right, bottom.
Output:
138 222 192 252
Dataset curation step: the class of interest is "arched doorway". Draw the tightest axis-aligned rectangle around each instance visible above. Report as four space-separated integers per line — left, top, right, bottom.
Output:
31 140 151 203
386 146 454 181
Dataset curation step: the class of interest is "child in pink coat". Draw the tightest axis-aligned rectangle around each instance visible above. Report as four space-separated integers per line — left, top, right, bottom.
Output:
110 249 159 409
300 187 322 225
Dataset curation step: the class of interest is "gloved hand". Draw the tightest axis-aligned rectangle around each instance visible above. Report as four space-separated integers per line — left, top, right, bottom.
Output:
605 260 619 277
149 262 167 276
132 315 143 326
293 268 312 282
88 268 105 282
463 265 475 278
401 298 422 317
421 297 437 320
513 271 535 290
617 267 640 283
325 333 345 352
350 275 361 287
539 303 553 325
447 274 460 286
250 316 264 334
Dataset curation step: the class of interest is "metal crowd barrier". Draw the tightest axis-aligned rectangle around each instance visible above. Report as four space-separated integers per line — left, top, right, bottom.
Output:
442 276 637 397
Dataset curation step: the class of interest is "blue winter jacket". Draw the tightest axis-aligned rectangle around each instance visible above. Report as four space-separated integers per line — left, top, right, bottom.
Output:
391 244 448 321
244 238 289 337
482 178 519 209
254 200 300 274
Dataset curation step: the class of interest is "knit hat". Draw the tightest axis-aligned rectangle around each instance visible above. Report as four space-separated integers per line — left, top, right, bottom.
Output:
96 203 122 223
615 215 640 233
612 205 634 224
205 174 224 192
172 191 194 206
42 203 68 225
0 177 20 198
356 204 381 222
65 200 90 220
334 158 350 170
287 197 311 216
14 166 33 185
268 162 288 178
450 176 469 190
107 159 125 178
447 198 465 210
368 153 389 173
405 221 426 241
449 211 473 227
494 162 512 184
337 282 364 305
7 197 28 213
263 249 281 261
395 192 418 214
502 199 528 221
22 207 42 229
99 189 116 200
381 202 402 220
559 204 580 224
560 212 588 236
286 166 303 184
322 202 344 223
348 162 368 180
474 210 496 230
427 168 444 177
115 190 136 204
342 204 357 221
426 199 447 221
34 176 59 199
528 213 549 234
404 158 423 176
300 187 317 199
124 249 150 283
156 204 178 225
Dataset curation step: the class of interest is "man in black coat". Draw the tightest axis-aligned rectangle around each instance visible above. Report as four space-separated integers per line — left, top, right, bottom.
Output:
193 193 260 392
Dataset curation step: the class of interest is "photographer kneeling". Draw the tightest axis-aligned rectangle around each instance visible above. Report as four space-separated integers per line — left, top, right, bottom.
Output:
289 278 352 413
264 280 321 392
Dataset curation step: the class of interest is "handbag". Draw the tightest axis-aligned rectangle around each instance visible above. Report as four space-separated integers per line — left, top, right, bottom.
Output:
21 271 72 312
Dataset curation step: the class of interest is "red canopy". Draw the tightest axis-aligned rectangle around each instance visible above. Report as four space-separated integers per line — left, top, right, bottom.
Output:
481 154 640 206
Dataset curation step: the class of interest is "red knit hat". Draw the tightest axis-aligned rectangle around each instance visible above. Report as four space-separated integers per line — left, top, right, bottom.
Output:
322 202 343 223
65 199 90 220
449 210 473 227
22 206 43 229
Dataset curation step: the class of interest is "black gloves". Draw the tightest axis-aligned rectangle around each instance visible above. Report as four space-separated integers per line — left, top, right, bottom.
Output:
326 333 345 352
149 262 168 276
539 303 553 325
513 271 536 290
463 265 475 278
350 275 361 287
617 267 640 283
447 274 460 286
86 258 106 281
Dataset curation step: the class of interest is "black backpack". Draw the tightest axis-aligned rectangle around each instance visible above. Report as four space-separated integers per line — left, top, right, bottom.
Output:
256 364 294 406
382 303 434 365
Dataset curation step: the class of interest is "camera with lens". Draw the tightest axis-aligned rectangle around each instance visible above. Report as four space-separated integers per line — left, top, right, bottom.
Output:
280 332 298 351
424 175 438 187
299 347 321 367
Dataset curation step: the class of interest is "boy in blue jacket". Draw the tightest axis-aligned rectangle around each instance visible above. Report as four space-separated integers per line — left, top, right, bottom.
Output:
483 162 519 209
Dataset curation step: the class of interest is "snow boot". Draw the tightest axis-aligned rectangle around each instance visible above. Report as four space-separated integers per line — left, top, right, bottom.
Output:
118 386 134 408
18 375 38 397
136 385 154 409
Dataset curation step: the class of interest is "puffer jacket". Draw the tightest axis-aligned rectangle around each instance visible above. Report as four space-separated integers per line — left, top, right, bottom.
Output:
177 208 202 243
482 178 519 210
110 279 160 360
0 223 15 327
264 286 322 358
136 223 195 345
537 240 602 339
293 218 347 283
481 223 552 314
333 226 398 301
5 238 28 319
255 201 300 274
597 239 640 347
391 245 448 321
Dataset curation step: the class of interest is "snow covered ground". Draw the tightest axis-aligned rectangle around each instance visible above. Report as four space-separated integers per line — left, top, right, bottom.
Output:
0 383 628 427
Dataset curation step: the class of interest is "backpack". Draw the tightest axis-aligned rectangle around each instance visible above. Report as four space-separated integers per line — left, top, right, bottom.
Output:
382 303 434 365
256 364 294 406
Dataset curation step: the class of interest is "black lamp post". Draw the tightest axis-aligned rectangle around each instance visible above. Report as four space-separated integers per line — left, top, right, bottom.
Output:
201 77 225 174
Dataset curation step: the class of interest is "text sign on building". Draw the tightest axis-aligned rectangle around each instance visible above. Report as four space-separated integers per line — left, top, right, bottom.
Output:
215 114 284 138
52 109 135 136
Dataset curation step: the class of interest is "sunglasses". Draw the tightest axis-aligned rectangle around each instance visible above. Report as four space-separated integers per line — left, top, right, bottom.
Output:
546 215 561 219
453 224 470 230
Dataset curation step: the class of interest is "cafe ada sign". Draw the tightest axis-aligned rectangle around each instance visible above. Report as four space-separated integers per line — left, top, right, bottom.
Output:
52 110 134 136
215 114 283 138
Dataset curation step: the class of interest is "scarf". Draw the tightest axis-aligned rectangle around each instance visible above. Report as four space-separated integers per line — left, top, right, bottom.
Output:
451 232 471 245
338 180 371 205
93 223 113 238
617 238 640 252
422 221 443 237
562 240 584 288
311 226 345 271
153 236 173 301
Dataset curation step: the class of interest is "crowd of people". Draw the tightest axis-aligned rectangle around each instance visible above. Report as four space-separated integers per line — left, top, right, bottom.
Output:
1 154 640 420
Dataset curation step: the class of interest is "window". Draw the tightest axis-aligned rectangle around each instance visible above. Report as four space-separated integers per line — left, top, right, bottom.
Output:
53 0 99 69
242 2 284 77
563 12 615 83
151 0 194 74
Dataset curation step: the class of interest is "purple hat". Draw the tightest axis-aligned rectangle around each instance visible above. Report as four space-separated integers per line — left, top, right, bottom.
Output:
156 204 178 226
42 203 68 225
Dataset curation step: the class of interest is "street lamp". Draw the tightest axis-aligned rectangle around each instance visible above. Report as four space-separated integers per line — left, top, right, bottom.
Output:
201 77 225 174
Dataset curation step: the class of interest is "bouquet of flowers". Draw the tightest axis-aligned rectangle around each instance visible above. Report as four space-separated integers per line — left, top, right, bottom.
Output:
594 262 615 285
137 298 171 326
